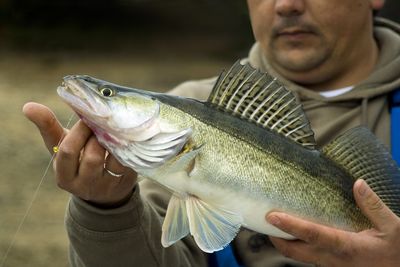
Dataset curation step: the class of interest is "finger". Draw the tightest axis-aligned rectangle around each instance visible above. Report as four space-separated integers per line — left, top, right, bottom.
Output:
104 153 138 189
78 136 106 180
23 102 66 153
269 237 320 264
266 212 348 250
104 153 126 177
56 120 92 181
353 179 399 232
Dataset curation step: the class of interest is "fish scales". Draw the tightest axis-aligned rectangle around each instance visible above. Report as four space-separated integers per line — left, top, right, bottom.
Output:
155 101 369 232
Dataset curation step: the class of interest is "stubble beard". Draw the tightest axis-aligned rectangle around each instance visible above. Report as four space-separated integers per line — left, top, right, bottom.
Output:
268 37 331 73
267 17 332 74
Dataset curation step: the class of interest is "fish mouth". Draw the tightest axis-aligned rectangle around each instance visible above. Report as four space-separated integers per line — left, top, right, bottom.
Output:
57 75 111 118
57 75 162 142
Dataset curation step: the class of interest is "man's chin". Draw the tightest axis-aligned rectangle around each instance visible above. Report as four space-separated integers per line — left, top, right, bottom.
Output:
271 50 326 73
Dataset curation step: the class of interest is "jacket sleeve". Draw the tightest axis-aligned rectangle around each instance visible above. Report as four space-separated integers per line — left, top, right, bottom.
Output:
66 179 208 267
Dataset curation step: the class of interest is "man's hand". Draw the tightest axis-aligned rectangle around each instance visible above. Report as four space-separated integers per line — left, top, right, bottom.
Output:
23 102 137 207
266 179 400 267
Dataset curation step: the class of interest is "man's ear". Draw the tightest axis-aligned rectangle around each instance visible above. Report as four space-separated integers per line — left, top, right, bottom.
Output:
370 0 385 11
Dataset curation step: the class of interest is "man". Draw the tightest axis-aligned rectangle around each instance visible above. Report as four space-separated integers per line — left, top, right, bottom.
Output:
23 0 400 266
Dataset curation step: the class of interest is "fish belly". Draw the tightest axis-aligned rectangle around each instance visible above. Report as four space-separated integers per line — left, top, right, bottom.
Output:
190 181 294 239
159 170 294 239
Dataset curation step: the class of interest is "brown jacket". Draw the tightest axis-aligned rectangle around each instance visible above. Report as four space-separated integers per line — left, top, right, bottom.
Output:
66 18 400 267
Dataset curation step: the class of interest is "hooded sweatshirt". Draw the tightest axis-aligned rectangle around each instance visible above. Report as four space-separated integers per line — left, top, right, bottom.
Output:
66 18 400 267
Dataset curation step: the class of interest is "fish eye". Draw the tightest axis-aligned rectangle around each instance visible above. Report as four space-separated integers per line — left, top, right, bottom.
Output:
100 87 115 97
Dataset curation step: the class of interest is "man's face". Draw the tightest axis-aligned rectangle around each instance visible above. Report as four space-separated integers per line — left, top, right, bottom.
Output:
247 0 381 88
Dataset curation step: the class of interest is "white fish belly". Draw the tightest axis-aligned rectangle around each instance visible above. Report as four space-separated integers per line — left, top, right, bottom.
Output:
191 182 294 239
160 171 294 239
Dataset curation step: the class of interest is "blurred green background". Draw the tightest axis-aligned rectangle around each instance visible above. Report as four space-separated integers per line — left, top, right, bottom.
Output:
0 1 398 266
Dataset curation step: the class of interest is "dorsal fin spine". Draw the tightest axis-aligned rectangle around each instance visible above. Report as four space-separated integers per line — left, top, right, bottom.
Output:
282 117 302 135
271 98 297 130
234 73 263 113
277 105 301 133
286 123 307 138
242 77 276 117
227 69 258 110
257 89 289 124
211 64 236 104
250 86 282 121
218 67 246 106
262 91 293 127
294 131 314 141
207 61 316 149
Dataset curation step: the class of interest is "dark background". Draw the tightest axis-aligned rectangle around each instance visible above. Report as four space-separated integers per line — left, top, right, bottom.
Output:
1 0 398 56
0 0 253 58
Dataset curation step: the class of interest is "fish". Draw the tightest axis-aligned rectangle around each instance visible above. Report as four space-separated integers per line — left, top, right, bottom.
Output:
57 61 400 253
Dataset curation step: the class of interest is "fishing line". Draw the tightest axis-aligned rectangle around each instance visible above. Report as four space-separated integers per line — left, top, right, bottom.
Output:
0 113 75 267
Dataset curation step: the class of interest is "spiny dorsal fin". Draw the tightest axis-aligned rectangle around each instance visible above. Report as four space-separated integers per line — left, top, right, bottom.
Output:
208 61 316 149
323 127 400 217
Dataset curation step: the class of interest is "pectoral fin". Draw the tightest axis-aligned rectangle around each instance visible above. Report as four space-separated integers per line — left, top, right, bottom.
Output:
162 194 190 247
186 196 242 253
167 144 202 175
117 128 192 170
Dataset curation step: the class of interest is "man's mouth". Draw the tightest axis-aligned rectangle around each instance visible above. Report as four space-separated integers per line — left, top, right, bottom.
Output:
278 27 313 35
275 28 315 43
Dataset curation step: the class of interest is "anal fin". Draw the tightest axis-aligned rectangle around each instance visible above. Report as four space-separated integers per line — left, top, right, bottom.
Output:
161 192 243 253
187 196 242 253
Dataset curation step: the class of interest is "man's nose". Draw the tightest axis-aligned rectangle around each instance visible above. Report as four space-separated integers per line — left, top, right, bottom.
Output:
275 0 305 17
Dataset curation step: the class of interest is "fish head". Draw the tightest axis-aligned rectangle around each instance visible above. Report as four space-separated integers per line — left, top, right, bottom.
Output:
57 75 161 146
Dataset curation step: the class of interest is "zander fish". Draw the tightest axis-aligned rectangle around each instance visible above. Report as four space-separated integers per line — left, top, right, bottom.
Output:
57 61 400 253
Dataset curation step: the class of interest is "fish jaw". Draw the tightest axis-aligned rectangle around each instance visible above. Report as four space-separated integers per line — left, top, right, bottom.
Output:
57 75 111 119
57 75 163 143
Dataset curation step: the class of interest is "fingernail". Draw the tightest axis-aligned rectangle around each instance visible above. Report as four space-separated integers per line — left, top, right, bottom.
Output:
357 179 368 197
268 215 281 226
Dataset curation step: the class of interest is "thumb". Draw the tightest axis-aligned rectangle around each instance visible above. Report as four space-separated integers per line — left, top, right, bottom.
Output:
353 179 398 232
22 102 66 153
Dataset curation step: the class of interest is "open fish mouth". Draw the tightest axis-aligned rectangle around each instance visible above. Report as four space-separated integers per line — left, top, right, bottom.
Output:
57 75 162 142
57 75 111 118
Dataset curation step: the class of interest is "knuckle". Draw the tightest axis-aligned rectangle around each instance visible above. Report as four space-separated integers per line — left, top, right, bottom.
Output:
304 228 320 243
83 154 104 167
335 241 352 258
58 146 76 159
280 245 293 258
367 196 384 212
73 180 94 201
389 221 400 235
40 114 57 131
334 233 356 258
56 178 70 190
